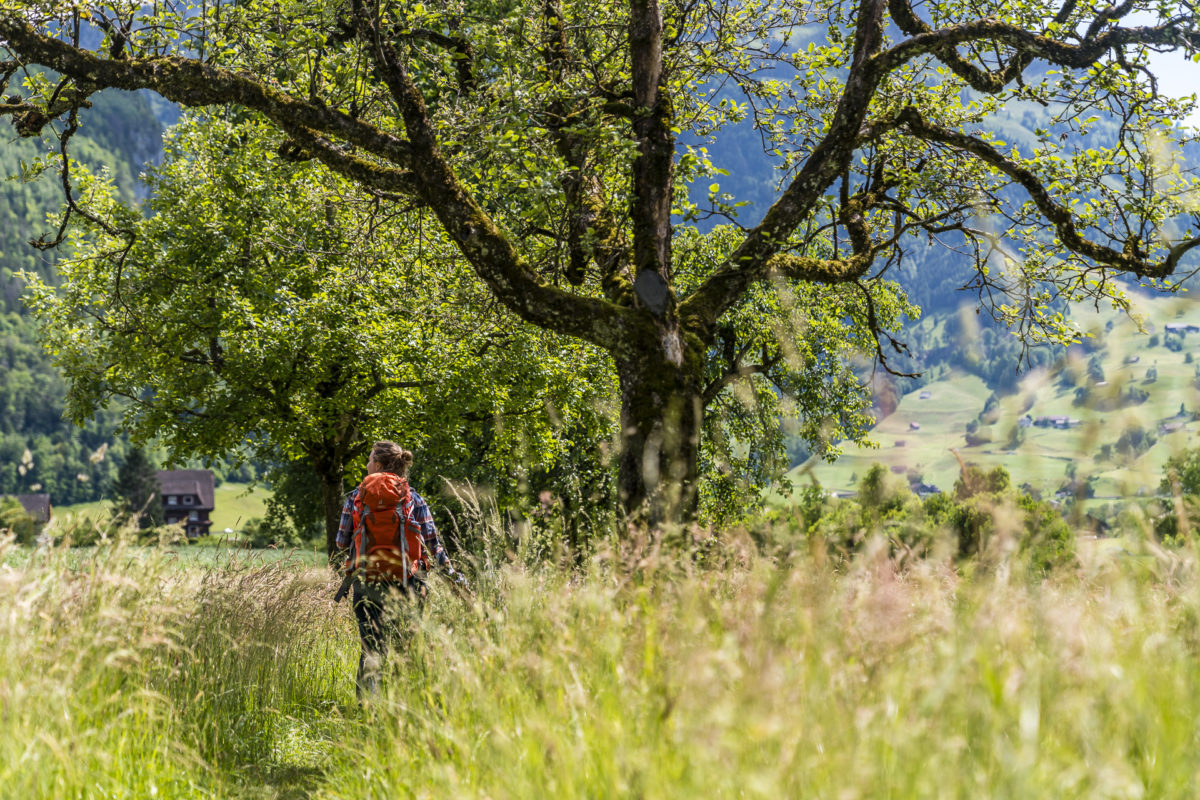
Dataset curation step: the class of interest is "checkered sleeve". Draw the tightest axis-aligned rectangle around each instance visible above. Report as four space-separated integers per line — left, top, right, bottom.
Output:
335 489 357 550
409 490 454 572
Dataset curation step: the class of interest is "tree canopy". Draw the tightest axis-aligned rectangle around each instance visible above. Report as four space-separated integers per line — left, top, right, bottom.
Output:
3 0 1199 521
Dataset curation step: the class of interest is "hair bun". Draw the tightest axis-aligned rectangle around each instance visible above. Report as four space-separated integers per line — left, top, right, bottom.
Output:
371 440 413 477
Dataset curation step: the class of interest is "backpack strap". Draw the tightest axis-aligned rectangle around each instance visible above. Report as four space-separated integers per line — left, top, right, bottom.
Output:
396 499 424 579
402 495 433 575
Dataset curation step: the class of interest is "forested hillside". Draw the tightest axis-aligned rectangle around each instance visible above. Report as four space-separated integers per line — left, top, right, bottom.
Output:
0 87 162 504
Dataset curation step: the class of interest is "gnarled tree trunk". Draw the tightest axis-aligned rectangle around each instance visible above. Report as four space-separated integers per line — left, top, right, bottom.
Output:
614 322 706 521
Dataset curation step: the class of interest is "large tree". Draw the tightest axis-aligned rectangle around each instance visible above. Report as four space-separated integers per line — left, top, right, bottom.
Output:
3 0 1199 521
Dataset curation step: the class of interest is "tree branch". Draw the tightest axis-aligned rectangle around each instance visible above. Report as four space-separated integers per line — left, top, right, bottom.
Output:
878 5 1200 90
628 0 676 319
275 124 425 200
897 106 1200 278
401 28 476 94
701 358 782 405
541 0 629 293
679 0 889 326
1 10 630 351
0 17 417 166
350 1 633 348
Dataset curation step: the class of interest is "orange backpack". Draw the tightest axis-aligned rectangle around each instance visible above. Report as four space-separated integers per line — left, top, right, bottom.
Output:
346 473 426 582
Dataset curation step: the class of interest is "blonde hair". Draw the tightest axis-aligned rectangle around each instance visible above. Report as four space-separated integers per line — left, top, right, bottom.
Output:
371 440 414 477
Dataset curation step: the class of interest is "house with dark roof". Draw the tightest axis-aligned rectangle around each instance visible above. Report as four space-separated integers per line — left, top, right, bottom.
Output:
15 493 52 525
157 469 215 539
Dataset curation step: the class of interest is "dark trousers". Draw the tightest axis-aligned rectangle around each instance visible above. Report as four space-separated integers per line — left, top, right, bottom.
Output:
351 578 423 698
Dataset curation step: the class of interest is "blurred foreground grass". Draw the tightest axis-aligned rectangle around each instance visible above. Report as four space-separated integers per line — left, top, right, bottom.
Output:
2 525 1200 798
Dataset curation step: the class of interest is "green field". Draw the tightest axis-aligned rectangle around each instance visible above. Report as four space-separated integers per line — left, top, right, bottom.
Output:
209 482 274 531
796 287 1200 500
0 541 325 570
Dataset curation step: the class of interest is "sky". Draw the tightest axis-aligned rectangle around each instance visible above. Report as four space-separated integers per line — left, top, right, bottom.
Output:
1149 49 1200 130
1133 11 1200 130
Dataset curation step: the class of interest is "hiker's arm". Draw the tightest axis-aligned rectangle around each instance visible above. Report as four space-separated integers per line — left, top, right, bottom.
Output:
335 492 356 551
411 493 462 579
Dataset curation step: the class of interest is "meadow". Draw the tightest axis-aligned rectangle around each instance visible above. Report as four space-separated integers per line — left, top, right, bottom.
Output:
4 510 1200 799
795 288 1200 503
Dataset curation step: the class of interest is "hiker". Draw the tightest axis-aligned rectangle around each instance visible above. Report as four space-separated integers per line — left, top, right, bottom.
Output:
335 440 466 698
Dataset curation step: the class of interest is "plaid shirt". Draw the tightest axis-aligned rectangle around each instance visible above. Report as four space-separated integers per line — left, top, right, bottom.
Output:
337 485 455 573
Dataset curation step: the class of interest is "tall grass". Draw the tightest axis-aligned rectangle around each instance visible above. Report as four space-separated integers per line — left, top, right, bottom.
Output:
3 521 1200 797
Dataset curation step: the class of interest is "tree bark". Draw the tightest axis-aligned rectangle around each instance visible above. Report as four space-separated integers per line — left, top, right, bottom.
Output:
614 323 705 521
310 415 359 559
317 465 346 560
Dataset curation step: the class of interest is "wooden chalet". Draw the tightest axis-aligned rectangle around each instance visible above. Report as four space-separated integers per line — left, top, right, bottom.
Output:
157 469 215 539
15 493 52 525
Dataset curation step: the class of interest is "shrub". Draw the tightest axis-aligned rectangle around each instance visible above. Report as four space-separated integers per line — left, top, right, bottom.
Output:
805 463 1074 574
1124 386 1149 405
0 498 37 545
858 463 909 517
1115 424 1155 457
965 430 992 447
1156 448 1200 544
1004 424 1025 450
239 515 303 548
919 465 1076 572
955 465 1011 500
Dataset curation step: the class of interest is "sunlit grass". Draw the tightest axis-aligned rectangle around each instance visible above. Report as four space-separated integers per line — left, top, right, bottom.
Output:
4 515 1200 798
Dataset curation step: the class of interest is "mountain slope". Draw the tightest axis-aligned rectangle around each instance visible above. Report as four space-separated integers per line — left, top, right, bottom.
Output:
795 286 1200 501
0 88 163 503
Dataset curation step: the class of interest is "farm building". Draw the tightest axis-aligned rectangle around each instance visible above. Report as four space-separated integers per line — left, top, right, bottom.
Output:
1034 416 1078 430
158 469 215 539
15 493 51 525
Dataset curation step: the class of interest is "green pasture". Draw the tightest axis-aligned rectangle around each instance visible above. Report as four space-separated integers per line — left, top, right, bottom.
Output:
787 372 993 496
209 482 274 531
797 287 1200 500
1 542 325 570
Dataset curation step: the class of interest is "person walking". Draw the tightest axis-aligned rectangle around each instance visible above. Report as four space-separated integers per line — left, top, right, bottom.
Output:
336 440 465 698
